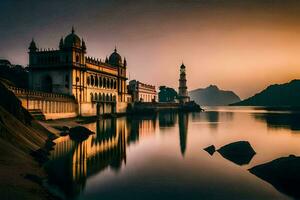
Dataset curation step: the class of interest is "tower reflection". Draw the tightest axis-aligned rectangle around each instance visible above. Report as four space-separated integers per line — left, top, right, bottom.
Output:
178 113 189 156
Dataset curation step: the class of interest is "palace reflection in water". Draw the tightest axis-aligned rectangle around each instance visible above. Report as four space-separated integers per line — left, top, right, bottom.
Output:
45 108 300 200
45 118 127 199
45 112 189 199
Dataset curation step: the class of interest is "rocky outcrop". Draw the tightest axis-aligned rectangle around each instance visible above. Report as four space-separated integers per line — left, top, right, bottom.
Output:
217 141 256 165
189 85 240 106
232 79 300 106
69 126 94 142
249 155 300 199
0 81 56 199
0 81 32 124
204 145 216 155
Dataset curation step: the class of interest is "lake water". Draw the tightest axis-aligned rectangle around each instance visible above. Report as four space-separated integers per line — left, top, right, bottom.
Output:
45 107 300 200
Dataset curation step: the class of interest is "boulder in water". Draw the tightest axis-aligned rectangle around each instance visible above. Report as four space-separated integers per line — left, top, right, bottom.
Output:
217 141 256 165
204 145 216 155
249 155 300 199
69 126 94 142
60 126 70 136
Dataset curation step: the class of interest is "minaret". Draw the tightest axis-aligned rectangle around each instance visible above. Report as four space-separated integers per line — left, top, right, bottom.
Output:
178 63 190 104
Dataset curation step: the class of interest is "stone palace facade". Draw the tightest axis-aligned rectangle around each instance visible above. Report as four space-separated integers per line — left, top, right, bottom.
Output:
27 27 131 117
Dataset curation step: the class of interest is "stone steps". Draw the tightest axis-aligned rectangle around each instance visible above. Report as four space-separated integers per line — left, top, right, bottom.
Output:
28 109 46 120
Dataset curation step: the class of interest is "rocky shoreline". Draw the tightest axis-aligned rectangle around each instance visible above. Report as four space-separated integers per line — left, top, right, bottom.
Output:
0 82 59 200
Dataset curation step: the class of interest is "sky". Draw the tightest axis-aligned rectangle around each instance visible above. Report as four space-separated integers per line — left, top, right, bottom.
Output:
1 0 300 99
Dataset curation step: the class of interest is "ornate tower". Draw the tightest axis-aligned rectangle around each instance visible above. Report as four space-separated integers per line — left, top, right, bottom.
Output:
178 63 190 104
108 47 127 102
28 39 37 65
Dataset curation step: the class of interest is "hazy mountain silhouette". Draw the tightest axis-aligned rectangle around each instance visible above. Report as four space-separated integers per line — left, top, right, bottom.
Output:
189 85 240 106
232 80 300 106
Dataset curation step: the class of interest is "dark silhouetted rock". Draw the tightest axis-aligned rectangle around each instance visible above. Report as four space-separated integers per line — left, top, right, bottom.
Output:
232 79 300 106
24 174 43 185
204 145 216 155
44 139 55 151
30 148 49 164
0 82 32 124
69 126 94 142
61 126 70 136
217 141 256 165
249 155 300 199
189 85 240 106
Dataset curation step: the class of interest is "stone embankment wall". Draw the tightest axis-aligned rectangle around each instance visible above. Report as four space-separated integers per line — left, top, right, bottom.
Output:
8 86 77 120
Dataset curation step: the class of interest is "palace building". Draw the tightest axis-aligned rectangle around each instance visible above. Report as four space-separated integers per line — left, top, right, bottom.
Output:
128 80 157 102
28 27 130 116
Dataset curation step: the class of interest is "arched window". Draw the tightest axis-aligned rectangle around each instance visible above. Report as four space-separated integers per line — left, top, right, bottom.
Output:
114 80 117 89
103 78 106 88
94 93 98 101
90 93 93 101
76 55 79 63
110 94 113 101
91 75 94 86
107 79 110 89
99 93 102 101
87 76 90 85
113 95 116 102
95 76 98 87
99 77 102 87
110 79 113 89
106 94 109 101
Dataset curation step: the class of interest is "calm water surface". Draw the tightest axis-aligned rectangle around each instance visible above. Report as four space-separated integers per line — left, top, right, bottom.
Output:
45 107 300 200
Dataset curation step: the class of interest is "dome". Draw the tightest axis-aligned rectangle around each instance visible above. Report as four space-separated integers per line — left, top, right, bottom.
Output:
108 48 122 66
64 27 81 48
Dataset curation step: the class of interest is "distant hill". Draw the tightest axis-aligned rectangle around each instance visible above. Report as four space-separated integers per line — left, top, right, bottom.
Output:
232 80 300 106
189 85 241 106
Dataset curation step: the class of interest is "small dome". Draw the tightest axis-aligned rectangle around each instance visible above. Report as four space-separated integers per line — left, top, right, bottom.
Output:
109 48 122 66
64 27 81 48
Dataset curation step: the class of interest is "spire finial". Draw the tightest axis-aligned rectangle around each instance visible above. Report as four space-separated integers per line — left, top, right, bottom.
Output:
72 26 75 34
114 45 117 53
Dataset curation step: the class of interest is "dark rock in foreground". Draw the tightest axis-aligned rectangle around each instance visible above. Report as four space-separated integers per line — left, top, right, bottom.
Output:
30 148 49 164
249 155 300 199
61 126 70 136
204 145 216 155
218 141 256 165
69 126 94 142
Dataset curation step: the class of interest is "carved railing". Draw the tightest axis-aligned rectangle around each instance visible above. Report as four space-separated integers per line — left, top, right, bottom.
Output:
8 86 75 101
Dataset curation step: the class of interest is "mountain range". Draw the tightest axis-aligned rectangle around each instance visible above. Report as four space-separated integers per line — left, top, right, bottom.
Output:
232 80 300 106
189 85 241 106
